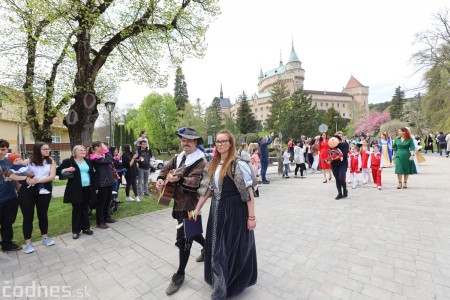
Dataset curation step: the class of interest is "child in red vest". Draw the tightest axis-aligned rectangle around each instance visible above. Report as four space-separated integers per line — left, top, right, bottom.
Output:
348 146 361 189
360 141 371 184
368 144 382 190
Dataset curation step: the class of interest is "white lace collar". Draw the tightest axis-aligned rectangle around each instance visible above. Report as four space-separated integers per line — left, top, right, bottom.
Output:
176 149 205 168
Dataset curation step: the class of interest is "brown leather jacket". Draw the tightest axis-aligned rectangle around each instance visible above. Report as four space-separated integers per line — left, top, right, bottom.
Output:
157 152 206 212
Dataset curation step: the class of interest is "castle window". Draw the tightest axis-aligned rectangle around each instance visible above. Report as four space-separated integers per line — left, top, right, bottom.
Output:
332 103 334 107
260 107 263 111
326 103 328 107
266 106 269 110
51 132 61 144
261 115 263 119
343 104 345 108
337 103 339 108
254 108 257 112
320 103 323 107
343 113 346 117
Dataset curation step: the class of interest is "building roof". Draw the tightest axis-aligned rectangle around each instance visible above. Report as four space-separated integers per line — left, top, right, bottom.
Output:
304 90 351 97
219 97 231 108
344 75 367 89
287 45 300 63
263 64 286 79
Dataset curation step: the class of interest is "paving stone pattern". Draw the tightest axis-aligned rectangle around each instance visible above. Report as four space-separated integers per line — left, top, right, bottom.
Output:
1 154 450 299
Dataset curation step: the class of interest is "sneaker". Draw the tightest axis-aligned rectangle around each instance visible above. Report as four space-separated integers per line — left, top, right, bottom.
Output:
42 237 55 246
196 249 205 262
294 175 299 178
285 176 290 179
352 186 356 189
112 191 118 194
262 180 270 184
126 196 135 201
24 243 35 254
166 273 185 295
335 194 343 200
343 190 348 198
1 241 22 252
39 189 51 195
135 197 141 202
378 186 382 190
72 233 80 239
82 229 94 235
144 193 150 196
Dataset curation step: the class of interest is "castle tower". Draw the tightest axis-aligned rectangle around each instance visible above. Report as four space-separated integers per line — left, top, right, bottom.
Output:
343 75 369 116
285 42 305 91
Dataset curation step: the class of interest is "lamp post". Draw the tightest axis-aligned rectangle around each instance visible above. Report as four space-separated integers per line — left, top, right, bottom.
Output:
211 125 216 142
118 121 124 149
333 116 339 133
104 100 116 146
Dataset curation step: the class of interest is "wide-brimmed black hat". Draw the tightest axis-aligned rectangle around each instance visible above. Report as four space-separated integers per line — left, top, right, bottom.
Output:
176 127 204 145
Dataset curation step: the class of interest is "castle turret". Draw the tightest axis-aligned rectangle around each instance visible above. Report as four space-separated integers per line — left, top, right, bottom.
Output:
343 75 369 116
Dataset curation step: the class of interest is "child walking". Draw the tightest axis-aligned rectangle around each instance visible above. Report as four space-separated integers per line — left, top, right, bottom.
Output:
250 148 261 178
282 147 290 178
293 141 306 178
360 141 371 184
368 144 383 190
348 146 361 189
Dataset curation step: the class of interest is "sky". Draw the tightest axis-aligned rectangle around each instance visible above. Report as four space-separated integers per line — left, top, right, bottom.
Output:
116 0 448 109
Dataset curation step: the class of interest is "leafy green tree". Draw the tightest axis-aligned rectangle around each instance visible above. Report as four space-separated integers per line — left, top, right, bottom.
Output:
279 89 320 138
174 66 189 111
223 115 239 137
389 86 406 120
322 107 346 134
236 91 257 134
193 98 204 119
266 80 289 131
0 0 219 146
127 93 178 152
176 102 205 148
205 96 223 137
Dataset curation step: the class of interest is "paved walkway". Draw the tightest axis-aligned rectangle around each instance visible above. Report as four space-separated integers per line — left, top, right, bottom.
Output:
1 154 450 299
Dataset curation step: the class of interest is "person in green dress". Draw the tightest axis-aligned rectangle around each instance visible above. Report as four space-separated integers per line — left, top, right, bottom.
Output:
393 127 417 189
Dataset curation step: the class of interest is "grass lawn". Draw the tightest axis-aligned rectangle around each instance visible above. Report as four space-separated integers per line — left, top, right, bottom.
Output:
12 190 168 246
52 179 68 186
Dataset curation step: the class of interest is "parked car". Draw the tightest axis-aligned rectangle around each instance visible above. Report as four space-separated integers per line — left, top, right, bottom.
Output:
150 157 164 170
204 148 213 162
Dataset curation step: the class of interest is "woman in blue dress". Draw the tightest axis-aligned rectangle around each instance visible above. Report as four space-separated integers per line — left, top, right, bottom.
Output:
195 130 257 300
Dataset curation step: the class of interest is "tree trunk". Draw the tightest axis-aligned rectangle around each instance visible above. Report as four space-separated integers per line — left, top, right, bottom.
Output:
66 28 99 149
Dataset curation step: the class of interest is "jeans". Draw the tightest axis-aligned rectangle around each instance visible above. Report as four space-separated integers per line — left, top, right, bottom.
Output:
0 197 19 245
137 168 150 195
283 163 289 177
332 163 347 196
261 160 269 181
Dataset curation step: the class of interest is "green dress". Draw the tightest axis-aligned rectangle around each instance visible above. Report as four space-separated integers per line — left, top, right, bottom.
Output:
393 138 417 175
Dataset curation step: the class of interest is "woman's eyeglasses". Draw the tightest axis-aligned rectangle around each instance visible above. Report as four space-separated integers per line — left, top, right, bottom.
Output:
215 140 229 145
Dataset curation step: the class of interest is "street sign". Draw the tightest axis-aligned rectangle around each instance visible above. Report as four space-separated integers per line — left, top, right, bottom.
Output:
319 124 328 132
207 135 213 145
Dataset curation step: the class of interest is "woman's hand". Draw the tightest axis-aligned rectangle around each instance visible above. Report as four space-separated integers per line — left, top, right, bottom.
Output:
193 208 200 221
156 179 164 191
409 155 414 161
247 219 256 231
26 177 39 185
66 167 76 173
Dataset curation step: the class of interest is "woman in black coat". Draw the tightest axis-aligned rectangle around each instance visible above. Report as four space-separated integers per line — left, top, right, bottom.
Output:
56 145 95 239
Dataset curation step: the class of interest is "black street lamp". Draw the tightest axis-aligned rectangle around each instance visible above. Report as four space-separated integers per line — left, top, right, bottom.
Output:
333 116 339 133
105 100 116 146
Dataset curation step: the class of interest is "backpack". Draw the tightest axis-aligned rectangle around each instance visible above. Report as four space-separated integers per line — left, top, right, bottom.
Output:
232 158 259 197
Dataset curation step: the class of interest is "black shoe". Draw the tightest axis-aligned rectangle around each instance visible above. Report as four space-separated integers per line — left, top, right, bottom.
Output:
343 190 348 198
262 180 270 184
1 241 22 252
72 233 80 239
335 194 343 200
196 249 204 262
105 218 116 223
166 273 185 295
82 229 94 235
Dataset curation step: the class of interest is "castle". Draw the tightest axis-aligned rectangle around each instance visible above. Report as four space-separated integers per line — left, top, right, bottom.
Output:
219 43 369 126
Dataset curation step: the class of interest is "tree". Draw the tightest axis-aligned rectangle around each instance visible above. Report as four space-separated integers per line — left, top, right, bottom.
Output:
278 89 320 138
389 86 406 120
205 96 223 136
236 91 257 134
192 98 204 119
0 0 219 147
322 107 347 134
176 102 205 148
126 93 178 152
354 111 391 135
173 66 189 111
266 80 289 131
412 9 450 131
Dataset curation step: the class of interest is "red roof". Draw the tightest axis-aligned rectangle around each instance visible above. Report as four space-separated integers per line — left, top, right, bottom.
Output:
345 75 365 89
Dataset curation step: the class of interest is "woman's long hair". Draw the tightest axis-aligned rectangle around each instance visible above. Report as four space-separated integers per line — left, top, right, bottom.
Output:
123 144 133 159
30 142 52 166
319 132 327 143
208 130 237 182
400 127 411 140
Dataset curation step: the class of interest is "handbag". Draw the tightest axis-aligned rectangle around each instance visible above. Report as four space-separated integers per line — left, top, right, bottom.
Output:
110 164 120 180
59 171 74 179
